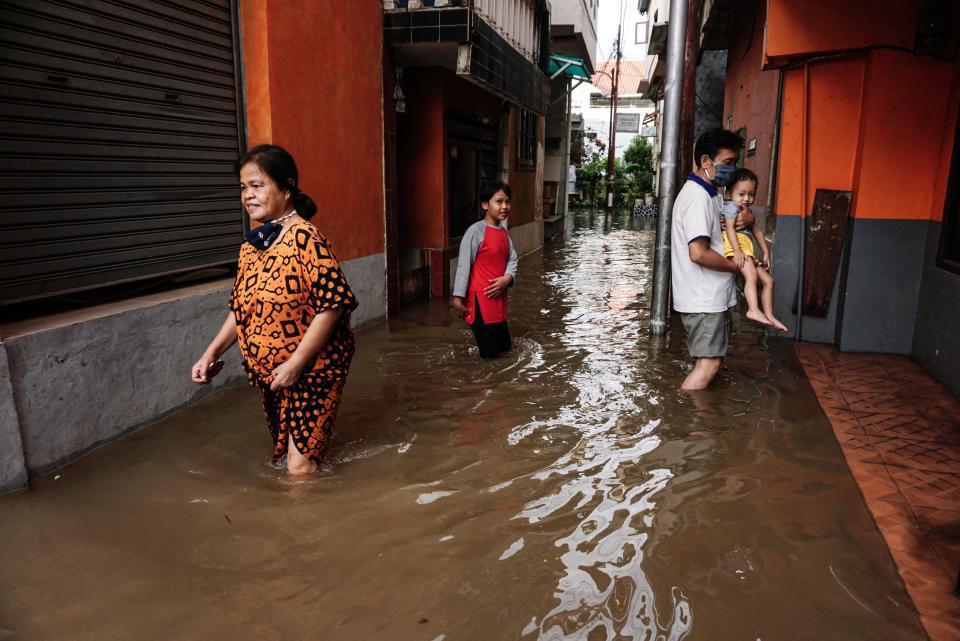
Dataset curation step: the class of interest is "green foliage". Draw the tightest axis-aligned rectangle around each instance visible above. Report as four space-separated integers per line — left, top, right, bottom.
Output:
570 129 655 209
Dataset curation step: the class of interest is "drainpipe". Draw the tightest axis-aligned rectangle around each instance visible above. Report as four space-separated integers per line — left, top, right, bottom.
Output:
765 70 784 230
650 0 689 335
794 64 810 342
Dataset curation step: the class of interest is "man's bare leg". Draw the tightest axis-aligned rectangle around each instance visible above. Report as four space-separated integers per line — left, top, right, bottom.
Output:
681 357 722 390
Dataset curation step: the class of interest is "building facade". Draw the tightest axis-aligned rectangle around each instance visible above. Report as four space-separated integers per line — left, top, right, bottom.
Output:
544 0 598 233
383 0 551 303
704 0 960 396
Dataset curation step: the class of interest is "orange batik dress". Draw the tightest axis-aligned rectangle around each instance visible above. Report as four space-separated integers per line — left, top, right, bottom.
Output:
230 220 358 463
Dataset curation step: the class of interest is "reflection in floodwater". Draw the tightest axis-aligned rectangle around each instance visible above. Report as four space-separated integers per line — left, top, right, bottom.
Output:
509 223 687 639
0 212 927 641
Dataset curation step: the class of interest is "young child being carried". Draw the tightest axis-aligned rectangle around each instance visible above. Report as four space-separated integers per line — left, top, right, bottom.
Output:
721 168 789 332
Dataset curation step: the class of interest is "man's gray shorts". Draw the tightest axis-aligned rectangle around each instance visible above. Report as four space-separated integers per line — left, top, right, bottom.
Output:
680 309 731 358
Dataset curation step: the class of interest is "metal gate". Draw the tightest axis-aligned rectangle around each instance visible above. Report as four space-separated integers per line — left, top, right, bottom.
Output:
0 0 245 304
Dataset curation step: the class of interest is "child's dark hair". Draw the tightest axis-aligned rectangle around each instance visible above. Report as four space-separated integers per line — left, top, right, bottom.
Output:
235 144 318 218
733 168 758 187
479 180 512 203
693 128 743 167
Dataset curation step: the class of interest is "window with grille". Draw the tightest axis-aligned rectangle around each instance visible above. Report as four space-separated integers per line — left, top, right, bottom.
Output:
516 109 537 168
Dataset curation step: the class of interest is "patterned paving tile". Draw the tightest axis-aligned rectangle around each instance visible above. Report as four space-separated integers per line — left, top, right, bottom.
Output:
795 343 960 641
919 615 960 641
889 467 960 511
888 545 955 605
837 431 884 463
857 413 960 443
843 390 918 415
845 460 904 503
913 507 960 580
872 437 960 474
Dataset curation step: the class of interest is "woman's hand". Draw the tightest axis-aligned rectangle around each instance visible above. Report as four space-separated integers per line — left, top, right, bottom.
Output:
191 354 223 385
451 297 468 319
269 359 304 392
484 275 513 299
761 252 771 270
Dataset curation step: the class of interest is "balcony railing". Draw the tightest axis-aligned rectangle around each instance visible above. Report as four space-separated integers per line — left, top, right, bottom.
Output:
385 0 543 66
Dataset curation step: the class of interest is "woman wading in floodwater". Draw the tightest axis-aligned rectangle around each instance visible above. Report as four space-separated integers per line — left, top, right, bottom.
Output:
191 145 358 474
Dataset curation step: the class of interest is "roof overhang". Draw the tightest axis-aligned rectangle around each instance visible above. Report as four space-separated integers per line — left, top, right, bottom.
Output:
548 54 591 81
549 24 595 74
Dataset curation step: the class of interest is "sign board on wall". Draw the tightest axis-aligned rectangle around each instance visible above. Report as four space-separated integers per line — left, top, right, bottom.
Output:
641 126 657 138
615 113 641 133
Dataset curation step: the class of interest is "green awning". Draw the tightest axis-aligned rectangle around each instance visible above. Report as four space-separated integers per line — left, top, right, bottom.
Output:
548 55 591 81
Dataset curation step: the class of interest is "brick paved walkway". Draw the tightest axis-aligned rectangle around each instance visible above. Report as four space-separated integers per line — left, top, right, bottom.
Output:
796 343 960 641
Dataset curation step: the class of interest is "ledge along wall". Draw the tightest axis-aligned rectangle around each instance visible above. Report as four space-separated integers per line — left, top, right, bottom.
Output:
240 0 387 326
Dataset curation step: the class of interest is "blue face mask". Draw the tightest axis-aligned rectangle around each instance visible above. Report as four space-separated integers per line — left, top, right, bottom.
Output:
710 162 737 187
244 210 296 251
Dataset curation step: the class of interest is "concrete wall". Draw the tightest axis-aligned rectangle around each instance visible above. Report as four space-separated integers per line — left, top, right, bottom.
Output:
838 220 927 353
510 219 546 259
0 345 27 493
694 50 726 145
343 253 387 327
913 222 960 398
0 281 247 490
0 253 383 495
769 216 842 345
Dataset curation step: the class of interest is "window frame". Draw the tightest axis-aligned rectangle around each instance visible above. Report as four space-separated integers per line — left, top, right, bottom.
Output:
516 109 537 169
635 19 648 45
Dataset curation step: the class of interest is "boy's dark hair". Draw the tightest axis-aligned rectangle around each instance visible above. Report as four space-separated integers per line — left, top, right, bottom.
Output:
479 180 512 203
733 167 758 186
693 128 743 167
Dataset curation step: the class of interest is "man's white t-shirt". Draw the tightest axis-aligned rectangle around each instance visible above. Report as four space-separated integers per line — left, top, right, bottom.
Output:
670 175 736 313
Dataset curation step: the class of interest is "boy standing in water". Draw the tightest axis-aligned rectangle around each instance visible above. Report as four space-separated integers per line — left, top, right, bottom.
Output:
721 168 788 332
452 181 518 359
671 128 752 390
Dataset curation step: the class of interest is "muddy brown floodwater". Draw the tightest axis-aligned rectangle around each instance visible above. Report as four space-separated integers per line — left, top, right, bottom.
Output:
1 211 927 641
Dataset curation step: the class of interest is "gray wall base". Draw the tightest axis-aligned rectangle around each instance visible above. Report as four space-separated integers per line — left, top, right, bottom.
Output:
0 251 386 494
913 221 960 398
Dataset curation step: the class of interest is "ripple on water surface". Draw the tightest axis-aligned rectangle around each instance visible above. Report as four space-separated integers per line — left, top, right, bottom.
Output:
0 212 926 641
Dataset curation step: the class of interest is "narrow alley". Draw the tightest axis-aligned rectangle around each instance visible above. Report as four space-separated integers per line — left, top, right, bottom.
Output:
0 212 928 641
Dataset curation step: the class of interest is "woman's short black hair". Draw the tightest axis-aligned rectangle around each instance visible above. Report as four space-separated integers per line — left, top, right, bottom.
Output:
693 128 743 167
235 144 317 218
733 167 759 187
479 180 512 203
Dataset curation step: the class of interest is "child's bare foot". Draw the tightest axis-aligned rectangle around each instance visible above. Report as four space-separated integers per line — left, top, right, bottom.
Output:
766 314 789 332
745 309 773 326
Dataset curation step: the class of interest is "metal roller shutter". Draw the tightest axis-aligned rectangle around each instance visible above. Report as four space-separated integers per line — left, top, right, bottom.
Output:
0 0 245 304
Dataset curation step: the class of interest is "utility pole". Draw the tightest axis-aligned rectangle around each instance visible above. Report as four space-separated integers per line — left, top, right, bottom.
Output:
605 24 622 212
650 0 689 334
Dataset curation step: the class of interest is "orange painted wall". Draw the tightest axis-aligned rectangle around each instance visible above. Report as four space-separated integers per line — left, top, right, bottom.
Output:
239 0 385 261
853 50 957 220
774 49 959 221
766 0 918 61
